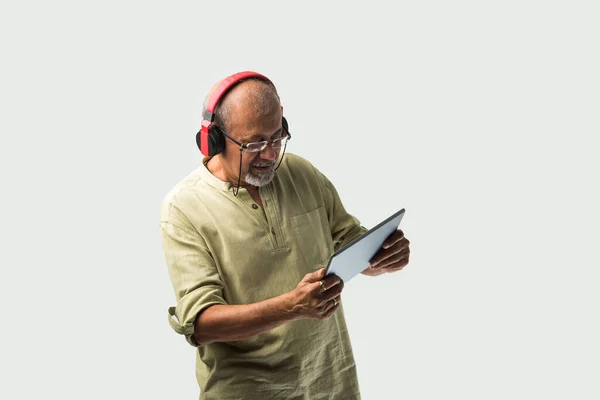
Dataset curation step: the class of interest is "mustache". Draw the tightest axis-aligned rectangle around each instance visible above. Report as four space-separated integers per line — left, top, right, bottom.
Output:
252 162 275 167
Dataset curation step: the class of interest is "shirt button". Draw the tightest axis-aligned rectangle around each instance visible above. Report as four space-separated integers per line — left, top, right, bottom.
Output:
252 204 258 209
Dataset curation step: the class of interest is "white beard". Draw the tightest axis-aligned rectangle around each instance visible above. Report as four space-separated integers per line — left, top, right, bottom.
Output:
244 164 275 187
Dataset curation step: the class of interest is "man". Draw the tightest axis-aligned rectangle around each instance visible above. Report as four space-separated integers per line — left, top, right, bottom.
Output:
160 71 410 399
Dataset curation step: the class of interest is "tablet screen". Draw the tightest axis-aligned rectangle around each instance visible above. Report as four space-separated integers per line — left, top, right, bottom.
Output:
324 209 405 282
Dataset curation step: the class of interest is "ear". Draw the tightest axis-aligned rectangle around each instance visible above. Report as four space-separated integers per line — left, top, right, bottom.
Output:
208 124 226 155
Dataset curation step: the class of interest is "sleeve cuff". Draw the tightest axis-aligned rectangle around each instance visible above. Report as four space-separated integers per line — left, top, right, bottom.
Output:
167 299 227 347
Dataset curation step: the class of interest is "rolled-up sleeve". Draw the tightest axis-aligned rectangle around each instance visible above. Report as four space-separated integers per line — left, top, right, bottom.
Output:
160 206 227 347
313 166 369 252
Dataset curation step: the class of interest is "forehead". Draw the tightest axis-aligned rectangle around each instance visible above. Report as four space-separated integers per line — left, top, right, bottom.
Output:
223 81 282 140
241 123 283 142
234 109 283 141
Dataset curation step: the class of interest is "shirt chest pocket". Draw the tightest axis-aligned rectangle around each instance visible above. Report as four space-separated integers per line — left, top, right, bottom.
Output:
290 206 334 270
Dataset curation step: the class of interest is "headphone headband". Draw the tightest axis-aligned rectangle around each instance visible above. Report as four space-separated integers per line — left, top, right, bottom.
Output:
197 71 285 159
203 71 273 122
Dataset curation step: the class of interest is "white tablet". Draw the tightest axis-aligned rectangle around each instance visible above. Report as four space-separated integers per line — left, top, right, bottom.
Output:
324 209 405 283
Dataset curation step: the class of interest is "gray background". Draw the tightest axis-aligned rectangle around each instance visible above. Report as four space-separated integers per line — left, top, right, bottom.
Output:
1 1 599 399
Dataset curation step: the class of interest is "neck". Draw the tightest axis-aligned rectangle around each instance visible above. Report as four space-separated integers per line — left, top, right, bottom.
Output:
206 155 257 190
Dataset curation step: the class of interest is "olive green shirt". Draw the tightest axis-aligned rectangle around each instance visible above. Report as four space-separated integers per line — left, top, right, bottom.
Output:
160 153 368 400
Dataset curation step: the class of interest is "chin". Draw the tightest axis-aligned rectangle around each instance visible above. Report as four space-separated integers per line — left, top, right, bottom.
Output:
244 171 275 187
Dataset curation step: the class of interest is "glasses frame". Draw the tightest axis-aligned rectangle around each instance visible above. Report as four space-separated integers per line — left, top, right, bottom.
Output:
219 127 292 153
215 124 291 196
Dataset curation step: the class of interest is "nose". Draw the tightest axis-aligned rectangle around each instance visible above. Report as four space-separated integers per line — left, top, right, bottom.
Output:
260 143 277 161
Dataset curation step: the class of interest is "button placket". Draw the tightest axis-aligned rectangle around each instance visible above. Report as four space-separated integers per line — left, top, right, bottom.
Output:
266 184 285 247
259 186 281 248
234 188 270 236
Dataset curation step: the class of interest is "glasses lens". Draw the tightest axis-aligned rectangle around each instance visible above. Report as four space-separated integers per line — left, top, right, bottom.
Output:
271 135 289 149
245 141 267 152
244 134 289 152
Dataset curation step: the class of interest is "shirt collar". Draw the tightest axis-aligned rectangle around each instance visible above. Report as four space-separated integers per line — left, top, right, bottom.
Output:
199 156 234 192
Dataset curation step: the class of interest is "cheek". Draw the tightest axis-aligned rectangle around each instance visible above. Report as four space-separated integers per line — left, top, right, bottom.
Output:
242 153 258 170
223 150 249 173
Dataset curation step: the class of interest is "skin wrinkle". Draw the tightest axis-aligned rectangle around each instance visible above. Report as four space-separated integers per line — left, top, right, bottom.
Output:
205 78 280 134
162 73 412 398
206 79 284 190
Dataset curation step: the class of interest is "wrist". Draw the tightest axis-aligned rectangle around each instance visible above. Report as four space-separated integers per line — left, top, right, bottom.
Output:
279 290 301 321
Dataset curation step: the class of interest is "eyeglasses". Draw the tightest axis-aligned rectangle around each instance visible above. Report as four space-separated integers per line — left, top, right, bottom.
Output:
219 128 292 153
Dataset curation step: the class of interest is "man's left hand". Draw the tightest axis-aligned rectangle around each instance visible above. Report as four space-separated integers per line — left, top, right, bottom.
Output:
362 229 410 277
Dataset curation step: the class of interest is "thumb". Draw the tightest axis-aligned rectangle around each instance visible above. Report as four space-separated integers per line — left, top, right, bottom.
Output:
306 268 326 282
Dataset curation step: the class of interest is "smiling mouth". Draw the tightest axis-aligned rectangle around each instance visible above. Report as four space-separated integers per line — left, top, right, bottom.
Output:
252 164 273 172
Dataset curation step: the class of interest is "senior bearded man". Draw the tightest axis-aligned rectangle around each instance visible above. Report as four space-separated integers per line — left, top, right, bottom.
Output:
160 71 411 399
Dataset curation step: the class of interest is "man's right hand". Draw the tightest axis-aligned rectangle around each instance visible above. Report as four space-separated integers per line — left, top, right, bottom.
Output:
289 268 343 320
193 268 344 344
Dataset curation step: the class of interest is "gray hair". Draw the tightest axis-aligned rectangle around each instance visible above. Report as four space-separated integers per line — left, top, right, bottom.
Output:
203 78 280 132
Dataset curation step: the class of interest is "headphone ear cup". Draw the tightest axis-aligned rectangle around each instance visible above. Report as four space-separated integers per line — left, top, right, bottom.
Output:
197 122 225 157
208 125 226 156
196 130 204 153
282 116 289 133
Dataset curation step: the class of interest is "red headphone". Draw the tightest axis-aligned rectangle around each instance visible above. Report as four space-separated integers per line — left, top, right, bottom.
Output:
196 71 289 157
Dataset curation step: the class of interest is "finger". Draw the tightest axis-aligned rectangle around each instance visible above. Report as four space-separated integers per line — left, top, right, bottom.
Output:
315 293 338 311
320 295 339 313
370 241 407 267
375 237 410 262
306 268 335 292
374 248 410 269
330 296 341 309
321 275 342 291
370 249 394 267
313 277 341 295
323 297 341 317
387 237 410 253
321 283 344 301
382 229 404 249
381 257 410 272
305 268 326 283
312 280 325 294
